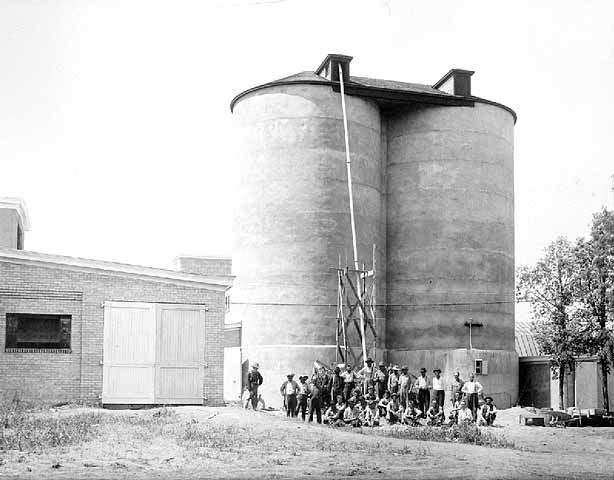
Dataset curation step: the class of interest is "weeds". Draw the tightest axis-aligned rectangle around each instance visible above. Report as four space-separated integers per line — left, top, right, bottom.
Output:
373 422 515 449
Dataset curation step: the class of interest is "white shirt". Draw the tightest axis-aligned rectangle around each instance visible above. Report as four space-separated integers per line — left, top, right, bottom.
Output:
283 380 297 395
458 408 473 422
461 381 483 395
415 375 429 389
432 376 445 391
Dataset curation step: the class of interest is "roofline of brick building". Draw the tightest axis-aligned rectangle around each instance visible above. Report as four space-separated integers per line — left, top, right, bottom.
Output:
0 248 234 291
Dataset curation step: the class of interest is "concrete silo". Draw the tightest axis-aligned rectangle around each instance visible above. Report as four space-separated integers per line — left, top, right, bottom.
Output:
230 58 386 407
230 55 517 407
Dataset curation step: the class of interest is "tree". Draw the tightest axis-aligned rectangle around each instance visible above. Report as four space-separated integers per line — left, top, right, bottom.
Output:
574 209 614 412
516 237 592 409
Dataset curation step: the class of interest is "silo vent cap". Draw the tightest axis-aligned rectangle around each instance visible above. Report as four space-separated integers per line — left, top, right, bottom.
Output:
315 53 353 84
433 69 475 97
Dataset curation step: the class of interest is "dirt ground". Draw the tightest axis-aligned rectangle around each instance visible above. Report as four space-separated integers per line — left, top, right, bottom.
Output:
1 405 614 479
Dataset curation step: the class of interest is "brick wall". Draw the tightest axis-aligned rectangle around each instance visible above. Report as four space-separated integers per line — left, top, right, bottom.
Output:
0 261 225 406
175 256 232 277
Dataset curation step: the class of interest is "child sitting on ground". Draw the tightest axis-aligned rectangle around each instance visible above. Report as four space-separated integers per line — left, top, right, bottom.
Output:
426 400 445 426
387 392 403 425
402 399 422 426
378 390 391 418
363 399 380 427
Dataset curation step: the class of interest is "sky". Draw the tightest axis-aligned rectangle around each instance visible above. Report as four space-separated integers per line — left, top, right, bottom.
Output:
1 0 613 273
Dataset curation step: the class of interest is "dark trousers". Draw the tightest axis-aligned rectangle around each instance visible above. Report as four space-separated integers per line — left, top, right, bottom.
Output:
286 394 297 417
417 389 430 417
467 393 479 417
434 390 445 408
332 388 343 404
297 395 308 420
249 388 259 410
308 397 322 423
343 383 354 401
376 383 386 400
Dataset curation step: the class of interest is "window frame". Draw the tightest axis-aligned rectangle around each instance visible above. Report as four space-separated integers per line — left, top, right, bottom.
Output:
5 313 72 353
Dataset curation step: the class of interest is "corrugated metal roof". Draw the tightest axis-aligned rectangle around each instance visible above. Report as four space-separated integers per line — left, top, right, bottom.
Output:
515 321 542 357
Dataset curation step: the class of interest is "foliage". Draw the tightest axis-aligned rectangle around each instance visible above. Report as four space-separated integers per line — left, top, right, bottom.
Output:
574 209 614 409
375 423 514 449
516 237 593 408
517 237 591 370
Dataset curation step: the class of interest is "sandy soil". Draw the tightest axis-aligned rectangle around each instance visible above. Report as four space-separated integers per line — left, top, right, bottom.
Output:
1 405 613 479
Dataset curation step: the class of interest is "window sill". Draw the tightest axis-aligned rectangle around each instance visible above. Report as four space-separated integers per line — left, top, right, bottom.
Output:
4 348 72 354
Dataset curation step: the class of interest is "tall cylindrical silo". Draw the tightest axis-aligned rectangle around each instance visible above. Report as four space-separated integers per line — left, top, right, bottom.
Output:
385 102 517 406
230 78 386 407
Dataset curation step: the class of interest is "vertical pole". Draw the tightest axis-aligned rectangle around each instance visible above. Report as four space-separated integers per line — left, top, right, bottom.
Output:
339 64 368 368
372 243 377 361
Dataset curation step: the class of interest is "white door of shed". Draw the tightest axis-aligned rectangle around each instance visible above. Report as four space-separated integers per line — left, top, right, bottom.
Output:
102 302 206 404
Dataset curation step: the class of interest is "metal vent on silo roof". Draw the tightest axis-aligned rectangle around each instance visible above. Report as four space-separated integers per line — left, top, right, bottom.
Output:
433 68 475 96
315 53 353 84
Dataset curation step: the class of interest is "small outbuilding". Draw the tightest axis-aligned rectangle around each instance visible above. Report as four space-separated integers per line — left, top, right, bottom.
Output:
0 198 233 405
516 321 614 411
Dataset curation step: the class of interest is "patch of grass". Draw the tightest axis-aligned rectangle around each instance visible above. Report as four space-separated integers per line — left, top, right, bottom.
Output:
0 402 103 452
0 402 180 453
371 423 515 449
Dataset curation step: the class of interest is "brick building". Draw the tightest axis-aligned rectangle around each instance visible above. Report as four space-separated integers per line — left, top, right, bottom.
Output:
0 198 232 405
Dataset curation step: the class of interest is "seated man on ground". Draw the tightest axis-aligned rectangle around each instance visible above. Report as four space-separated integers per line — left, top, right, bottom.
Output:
483 396 497 426
343 398 362 427
386 392 403 425
324 403 337 425
448 391 463 425
363 399 380 427
378 390 391 418
402 399 422 426
457 400 473 424
476 398 488 426
426 399 445 426
334 395 346 422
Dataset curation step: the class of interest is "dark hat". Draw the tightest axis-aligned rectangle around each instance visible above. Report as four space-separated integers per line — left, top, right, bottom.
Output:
299 375 308 380
420 367 427 373
287 373 295 378
433 368 441 373
365 357 374 363
484 396 494 402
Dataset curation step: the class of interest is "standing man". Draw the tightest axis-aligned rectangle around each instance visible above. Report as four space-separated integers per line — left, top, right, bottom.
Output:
432 368 445 410
374 361 388 400
450 371 465 402
357 357 375 393
330 366 344 403
387 365 400 395
461 373 483 418
247 363 263 410
308 375 323 424
341 364 358 401
296 375 310 420
414 367 430 417
280 373 299 417
398 366 411 409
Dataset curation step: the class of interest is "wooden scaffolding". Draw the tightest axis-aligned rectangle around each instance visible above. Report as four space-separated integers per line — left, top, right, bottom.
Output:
335 246 377 366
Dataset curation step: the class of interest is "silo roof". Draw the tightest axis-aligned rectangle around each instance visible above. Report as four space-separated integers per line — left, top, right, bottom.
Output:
230 65 517 123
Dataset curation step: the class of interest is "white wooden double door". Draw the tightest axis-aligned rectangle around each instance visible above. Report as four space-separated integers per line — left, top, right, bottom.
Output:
102 301 206 404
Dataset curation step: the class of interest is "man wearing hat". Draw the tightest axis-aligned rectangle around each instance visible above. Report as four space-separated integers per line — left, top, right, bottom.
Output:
374 361 388 400
386 392 403 424
247 363 263 410
357 357 376 393
296 375 310 420
483 396 497 425
387 365 400 395
280 374 299 417
414 367 431 417
341 364 358 401
432 368 445 410
398 366 411 409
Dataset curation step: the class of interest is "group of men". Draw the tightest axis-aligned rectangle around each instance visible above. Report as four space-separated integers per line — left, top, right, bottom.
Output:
276 358 498 427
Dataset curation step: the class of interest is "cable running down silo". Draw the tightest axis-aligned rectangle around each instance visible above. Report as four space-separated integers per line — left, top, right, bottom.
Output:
338 64 368 366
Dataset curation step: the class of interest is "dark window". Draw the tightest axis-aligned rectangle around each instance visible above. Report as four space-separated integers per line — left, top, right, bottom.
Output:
5 313 71 351
16 224 23 250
